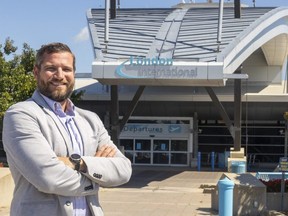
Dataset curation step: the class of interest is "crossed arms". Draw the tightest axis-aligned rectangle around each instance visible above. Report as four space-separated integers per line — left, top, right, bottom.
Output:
58 144 117 172
3 102 132 196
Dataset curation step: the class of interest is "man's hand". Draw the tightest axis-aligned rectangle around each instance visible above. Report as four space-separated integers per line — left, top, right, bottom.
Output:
95 144 117 157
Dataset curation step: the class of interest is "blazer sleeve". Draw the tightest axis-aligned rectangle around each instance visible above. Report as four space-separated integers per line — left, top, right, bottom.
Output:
3 102 100 196
76 110 132 187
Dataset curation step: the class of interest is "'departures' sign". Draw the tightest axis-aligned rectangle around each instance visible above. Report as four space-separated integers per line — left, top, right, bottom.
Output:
120 123 191 138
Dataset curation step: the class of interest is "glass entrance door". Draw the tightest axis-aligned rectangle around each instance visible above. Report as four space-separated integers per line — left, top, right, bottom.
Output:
153 139 169 165
120 138 189 166
171 140 188 165
134 139 151 164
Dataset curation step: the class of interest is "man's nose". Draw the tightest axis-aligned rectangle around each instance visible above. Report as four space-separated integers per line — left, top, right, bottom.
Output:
54 68 64 79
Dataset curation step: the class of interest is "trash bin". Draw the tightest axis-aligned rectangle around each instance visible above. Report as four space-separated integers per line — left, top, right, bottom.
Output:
231 161 246 174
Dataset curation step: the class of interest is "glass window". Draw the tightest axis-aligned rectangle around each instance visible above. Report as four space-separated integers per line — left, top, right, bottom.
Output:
153 140 169 151
135 139 151 151
171 153 187 164
171 140 187 151
135 152 151 164
153 153 169 164
120 139 134 150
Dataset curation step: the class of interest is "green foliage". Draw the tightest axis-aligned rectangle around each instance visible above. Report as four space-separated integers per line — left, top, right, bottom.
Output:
0 38 36 123
70 89 85 105
0 38 85 126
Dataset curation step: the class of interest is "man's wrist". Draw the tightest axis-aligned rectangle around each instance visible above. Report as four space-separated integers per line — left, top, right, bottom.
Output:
69 154 81 171
79 159 87 173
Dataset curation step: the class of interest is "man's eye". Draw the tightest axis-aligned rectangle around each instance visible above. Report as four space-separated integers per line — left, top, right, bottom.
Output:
46 67 56 72
63 68 73 72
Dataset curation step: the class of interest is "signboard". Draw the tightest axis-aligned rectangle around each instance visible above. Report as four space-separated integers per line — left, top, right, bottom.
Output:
92 60 225 86
120 123 191 138
279 157 288 172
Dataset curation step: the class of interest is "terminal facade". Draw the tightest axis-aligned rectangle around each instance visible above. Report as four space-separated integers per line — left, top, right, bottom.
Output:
71 2 288 168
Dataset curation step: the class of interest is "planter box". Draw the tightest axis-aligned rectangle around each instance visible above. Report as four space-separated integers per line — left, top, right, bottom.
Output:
211 173 266 215
266 192 288 211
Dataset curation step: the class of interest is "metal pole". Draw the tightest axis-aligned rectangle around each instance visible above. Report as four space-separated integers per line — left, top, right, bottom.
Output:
234 67 242 151
105 0 110 44
111 85 119 147
234 0 241 18
281 172 285 211
110 0 116 19
193 112 199 159
211 152 215 171
284 112 288 157
285 121 288 158
197 152 201 171
217 0 224 45
280 112 288 211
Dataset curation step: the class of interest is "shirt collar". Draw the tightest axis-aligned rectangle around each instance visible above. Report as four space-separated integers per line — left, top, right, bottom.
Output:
40 93 75 118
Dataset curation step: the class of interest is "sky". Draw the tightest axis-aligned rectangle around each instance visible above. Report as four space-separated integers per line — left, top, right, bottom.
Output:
0 0 287 73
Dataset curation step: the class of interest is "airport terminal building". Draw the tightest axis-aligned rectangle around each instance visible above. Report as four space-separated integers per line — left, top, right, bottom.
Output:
2 2 288 168
72 2 288 168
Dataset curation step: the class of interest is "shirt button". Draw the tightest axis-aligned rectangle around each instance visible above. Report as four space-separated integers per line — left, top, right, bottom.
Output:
66 201 71 206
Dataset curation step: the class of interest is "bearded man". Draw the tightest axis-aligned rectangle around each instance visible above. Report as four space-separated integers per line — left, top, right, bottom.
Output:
2 42 132 216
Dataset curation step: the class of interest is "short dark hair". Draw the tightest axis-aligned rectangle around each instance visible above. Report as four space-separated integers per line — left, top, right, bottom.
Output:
35 42 76 71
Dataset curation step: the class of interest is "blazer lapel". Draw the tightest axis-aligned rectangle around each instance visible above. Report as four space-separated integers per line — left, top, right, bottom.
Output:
31 90 73 155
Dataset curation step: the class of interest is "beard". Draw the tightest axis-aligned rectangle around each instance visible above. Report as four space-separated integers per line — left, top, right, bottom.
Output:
37 78 75 102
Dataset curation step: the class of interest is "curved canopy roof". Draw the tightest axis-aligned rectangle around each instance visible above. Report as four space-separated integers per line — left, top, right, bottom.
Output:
87 5 288 86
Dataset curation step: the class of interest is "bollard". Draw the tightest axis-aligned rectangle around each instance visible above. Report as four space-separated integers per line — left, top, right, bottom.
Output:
197 152 201 171
218 177 234 216
211 151 215 171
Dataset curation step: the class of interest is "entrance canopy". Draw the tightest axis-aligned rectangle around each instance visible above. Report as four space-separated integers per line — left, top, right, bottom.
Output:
87 4 288 86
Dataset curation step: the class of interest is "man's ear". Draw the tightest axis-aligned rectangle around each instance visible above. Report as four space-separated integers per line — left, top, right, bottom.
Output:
33 66 38 79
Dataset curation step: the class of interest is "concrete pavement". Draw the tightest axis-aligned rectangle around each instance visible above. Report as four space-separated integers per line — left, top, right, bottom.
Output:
100 166 222 216
0 166 223 216
2 166 288 215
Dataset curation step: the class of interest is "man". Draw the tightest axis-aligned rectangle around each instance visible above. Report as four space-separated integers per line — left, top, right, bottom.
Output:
2 42 132 216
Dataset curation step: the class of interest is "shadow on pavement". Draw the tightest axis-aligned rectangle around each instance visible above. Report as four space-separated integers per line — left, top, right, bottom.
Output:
120 166 191 188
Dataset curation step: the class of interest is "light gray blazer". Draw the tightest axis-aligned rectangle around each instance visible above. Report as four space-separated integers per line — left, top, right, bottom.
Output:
2 90 132 216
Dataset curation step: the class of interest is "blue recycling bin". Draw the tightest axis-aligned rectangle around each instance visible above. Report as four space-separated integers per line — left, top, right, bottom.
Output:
218 177 234 216
231 161 246 174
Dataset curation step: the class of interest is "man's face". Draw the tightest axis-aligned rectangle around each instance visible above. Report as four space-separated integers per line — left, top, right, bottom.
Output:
33 52 75 102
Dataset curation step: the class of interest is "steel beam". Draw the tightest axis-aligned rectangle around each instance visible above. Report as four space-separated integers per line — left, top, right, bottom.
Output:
234 67 242 151
120 86 145 131
205 87 235 138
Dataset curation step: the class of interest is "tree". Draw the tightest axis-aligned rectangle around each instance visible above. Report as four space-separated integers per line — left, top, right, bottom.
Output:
0 38 36 123
0 38 84 125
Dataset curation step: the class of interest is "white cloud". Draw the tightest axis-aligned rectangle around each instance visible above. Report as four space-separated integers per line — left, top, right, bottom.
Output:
74 27 89 42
